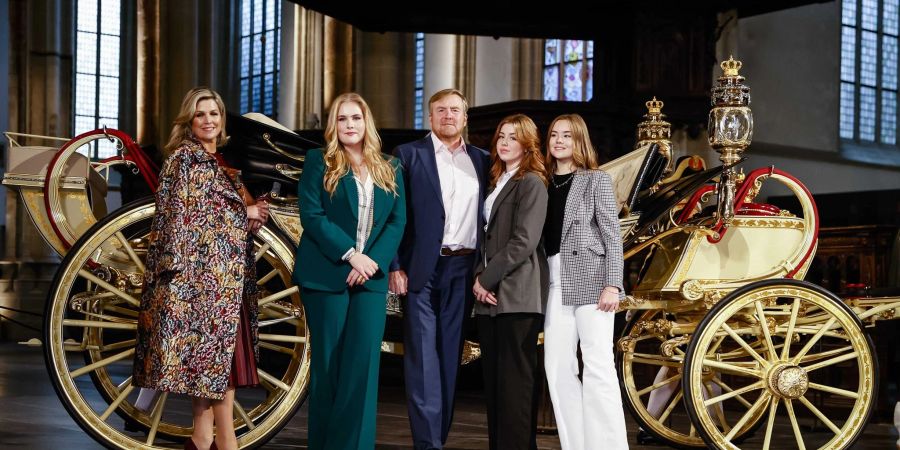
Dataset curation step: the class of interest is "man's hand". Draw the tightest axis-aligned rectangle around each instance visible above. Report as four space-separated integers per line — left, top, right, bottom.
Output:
389 270 408 296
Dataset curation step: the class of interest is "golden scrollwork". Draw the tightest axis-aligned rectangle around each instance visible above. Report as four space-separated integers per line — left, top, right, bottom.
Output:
660 335 691 357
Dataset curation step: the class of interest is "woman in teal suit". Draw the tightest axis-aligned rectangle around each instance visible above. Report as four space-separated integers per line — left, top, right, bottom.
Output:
293 92 406 450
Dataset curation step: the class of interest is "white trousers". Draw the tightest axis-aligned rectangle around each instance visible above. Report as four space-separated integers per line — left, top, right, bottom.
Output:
544 254 629 450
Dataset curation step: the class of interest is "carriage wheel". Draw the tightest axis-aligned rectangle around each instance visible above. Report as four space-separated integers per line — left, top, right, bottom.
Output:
618 309 759 448
682 279 876 450
43 197 310 449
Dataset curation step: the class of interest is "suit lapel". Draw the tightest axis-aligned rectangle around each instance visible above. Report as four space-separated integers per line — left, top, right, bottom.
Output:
486 178 517 230
562 172 589 241
341 172 358 221
419 137 444 207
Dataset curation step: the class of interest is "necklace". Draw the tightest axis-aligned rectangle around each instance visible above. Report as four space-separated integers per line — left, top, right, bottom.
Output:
551 172 574 189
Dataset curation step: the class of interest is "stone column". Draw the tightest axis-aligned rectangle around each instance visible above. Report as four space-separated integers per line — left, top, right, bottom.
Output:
323 17 353 115
136 0 160 145
356 31 415 129
423 34 456 129
281 4 323 130
513 38 543 100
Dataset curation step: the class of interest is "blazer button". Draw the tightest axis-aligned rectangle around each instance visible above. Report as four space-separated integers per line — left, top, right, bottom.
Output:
572 250 578 255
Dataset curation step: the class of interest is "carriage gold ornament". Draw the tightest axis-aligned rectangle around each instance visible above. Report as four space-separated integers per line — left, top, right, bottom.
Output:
709 56 753 225
636 97 674 177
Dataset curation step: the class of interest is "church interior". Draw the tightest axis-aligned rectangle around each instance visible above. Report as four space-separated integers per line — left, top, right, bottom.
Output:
1 0 900 448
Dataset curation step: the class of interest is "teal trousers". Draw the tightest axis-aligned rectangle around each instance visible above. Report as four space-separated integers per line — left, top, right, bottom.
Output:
301 287 387 450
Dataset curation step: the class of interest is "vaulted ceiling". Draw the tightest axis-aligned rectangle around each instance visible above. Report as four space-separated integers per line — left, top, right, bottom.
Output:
288 0 830 39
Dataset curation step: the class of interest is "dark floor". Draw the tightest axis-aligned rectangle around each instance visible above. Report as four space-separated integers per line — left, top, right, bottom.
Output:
0 342 896 449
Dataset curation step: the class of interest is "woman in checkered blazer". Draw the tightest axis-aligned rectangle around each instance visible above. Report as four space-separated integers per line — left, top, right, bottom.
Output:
542 114 628 450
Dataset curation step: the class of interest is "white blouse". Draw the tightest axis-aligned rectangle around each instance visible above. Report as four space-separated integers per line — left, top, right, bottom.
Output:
353 173 375 251
483 167 518 226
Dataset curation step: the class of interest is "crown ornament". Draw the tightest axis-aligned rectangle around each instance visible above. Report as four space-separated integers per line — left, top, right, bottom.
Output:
646 97 664 115
721 56 742 77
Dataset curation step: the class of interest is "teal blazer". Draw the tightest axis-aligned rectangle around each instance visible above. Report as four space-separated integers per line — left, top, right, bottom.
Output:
293 148 406 293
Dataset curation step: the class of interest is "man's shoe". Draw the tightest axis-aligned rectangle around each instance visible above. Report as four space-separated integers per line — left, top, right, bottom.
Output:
636 428 659 445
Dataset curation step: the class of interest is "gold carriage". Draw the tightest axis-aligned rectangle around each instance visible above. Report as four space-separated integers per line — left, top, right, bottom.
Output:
3 56 899 450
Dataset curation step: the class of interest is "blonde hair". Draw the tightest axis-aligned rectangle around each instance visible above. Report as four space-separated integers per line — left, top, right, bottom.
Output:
323 93 398 195
164 87 228 155
428 88 469 114
545 113 599 173
489 114 547 187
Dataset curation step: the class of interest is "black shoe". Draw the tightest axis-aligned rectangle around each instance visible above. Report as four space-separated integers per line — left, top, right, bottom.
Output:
636 428 659 445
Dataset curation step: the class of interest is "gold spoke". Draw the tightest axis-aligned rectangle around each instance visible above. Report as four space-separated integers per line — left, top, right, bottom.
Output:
145 392 168 445
803 351 858 373
791 317 838 363
704 381 764 407
797 396 841 435
708 334 728 354
797 345 854 364
255 242 271 262
762 397 780 450
755 301 777 362
637 374 681 397
100 339 136 352
725 392 770 441
233 399 256 430
63 319 136 330
722 323 769 368
631 357 682 368
258 286 300 307
100 384 134 421
257 268 279 285
78 269 140 307
257 369 291 392
711 378 753 408
115 231 146 272
259 341 297 355
702 359 763 378
71 348 136 378
657 390 683 424
781 298 801 360
785 400 807 450
259 333 306 344
103 304 139 318
705 383 730 433
807 382 859 399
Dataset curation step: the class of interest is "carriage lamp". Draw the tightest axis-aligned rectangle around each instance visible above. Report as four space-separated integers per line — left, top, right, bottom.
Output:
708 56 753 225
636 97 674 178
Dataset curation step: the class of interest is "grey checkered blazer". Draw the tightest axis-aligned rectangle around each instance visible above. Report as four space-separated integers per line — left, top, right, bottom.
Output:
558 169 625 306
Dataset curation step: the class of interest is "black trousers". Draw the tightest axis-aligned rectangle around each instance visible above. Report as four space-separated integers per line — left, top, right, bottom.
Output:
476 313 543 450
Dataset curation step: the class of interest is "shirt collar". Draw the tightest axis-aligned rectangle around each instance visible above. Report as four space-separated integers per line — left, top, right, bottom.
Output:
430 132 466 155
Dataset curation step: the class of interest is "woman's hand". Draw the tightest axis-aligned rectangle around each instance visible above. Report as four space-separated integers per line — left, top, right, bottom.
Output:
349 253 378 281
347 268 367 287
247 201 269 234
597 287 620 312
473 277 497 306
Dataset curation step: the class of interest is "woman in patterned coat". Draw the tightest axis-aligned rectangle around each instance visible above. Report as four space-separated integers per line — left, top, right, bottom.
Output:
133 87 269 450
541 114 628 450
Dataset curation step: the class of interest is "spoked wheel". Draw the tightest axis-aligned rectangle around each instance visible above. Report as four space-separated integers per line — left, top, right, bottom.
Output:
682 279 876 450
44 197 310 449
618 309 759 448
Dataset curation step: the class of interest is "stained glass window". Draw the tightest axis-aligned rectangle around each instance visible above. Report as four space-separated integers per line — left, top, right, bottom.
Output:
414 33 425 129
74 0 121 159
840 0 899 144
240 0 281 118
543 39 593 101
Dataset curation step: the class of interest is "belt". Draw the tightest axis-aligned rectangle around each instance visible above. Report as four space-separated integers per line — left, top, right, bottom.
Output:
440 247 475 256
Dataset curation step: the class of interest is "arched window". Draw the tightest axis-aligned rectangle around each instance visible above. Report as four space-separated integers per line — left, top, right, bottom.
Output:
73 0 122 158
840 0 898 145
543 39 593 101
240 0 281 118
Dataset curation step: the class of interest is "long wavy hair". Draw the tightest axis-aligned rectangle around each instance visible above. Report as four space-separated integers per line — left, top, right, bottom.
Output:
545 113 599 173
489 114 548 187
164 87 228 155
322 93 397 195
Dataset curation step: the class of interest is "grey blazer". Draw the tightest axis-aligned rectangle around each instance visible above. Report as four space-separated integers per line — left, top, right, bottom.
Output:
558 169 625 306
474 172 549 316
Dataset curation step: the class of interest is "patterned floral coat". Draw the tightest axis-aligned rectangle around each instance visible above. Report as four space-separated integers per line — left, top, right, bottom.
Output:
133 138 259 400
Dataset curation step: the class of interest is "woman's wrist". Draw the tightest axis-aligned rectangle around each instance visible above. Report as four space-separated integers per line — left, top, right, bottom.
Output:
603 286 620 293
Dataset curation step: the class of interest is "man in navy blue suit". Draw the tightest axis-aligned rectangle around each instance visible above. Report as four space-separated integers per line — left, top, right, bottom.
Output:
390 88 489 450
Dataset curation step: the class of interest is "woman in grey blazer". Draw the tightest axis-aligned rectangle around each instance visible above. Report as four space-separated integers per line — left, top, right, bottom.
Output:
472 114 549 450
542 114 628 450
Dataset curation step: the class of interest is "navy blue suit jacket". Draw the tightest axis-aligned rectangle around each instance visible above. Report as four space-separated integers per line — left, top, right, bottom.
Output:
390 135 489 292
